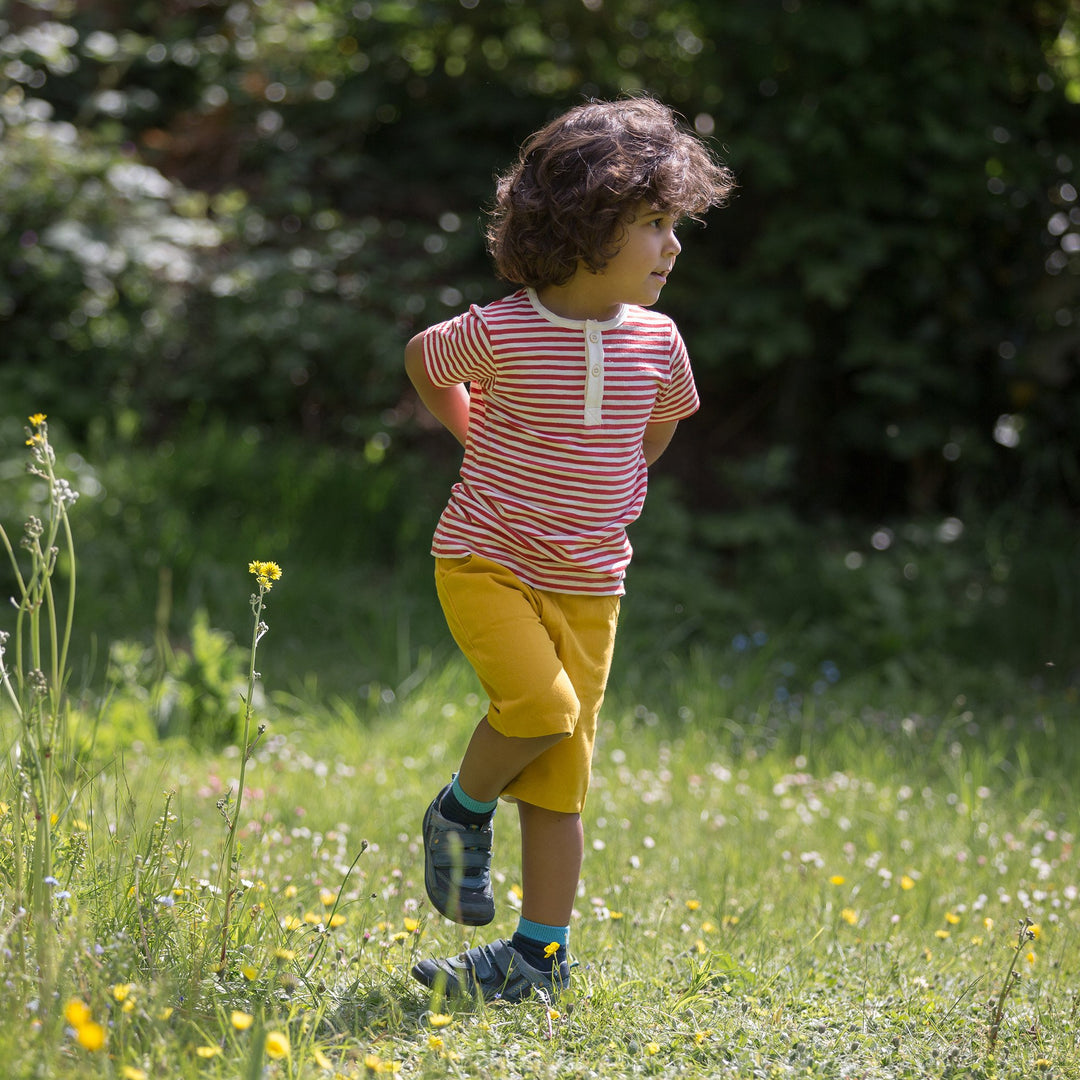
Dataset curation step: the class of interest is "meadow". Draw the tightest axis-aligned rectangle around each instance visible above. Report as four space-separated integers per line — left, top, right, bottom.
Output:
2 418 1078 1079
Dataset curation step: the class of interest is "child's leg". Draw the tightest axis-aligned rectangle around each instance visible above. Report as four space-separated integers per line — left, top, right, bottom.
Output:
517 801 582 926
455 717 566 803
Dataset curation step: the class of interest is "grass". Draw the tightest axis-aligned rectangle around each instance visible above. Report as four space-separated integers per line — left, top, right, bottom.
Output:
2 417 1078 1078
1 654 1078 1078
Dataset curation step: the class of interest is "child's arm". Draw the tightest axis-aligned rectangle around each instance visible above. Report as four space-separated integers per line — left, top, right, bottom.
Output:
642 420 679 466
405 333 470 447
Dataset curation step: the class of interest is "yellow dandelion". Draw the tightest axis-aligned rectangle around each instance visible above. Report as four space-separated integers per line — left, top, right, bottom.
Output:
241 964 258 981
1029 923 1042 940
403 917 420 932
547 1008 561 1021
428 1013 453 1028
686 899 701 911
264 1030 290 1059
364 1054 383 1071
328 913 347 928
543 941 561 958
609 910 624 919
303 911 323 925
900 875 915 890
722 914 740 927
829 875 846 885
945 912 960 925
971 935 984 946
121 998 136 1014
29 413 47 426
231 1011 254 1031
1026 950 1037 965
282 915 303 931
935 929 951 939
694 939 706 954
428 1034 444 1051
195 1045 222 1058
157 1007 174 1021
694 1030 710 1045
841 908 858 925
701 920 715 933
76 1022 106 1051
111 983 133 1002
319 887 336 906
1035 1058 1052 1068
64 999 91 1027
273 947 296 961
121 1068 147 1080
645 1042 661 1055
284 884 298 899
510 883 524 900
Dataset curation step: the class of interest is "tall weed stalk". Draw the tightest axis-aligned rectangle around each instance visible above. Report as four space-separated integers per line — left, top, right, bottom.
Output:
0 415 79 993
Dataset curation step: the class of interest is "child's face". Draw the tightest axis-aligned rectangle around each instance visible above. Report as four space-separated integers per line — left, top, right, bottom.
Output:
592 203 683 310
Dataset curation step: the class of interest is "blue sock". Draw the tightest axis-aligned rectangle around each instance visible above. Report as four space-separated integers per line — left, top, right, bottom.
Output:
512 916 569 969
439 775 498 827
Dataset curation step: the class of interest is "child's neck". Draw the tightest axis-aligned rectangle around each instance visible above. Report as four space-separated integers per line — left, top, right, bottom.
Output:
535 281 622 323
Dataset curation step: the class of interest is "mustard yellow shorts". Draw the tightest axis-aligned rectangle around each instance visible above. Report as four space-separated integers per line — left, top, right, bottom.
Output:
434 554 620 814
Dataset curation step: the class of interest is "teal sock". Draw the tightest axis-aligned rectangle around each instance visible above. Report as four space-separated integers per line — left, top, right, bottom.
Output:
451 775 498 815
438 775 498 827
512 917 569 969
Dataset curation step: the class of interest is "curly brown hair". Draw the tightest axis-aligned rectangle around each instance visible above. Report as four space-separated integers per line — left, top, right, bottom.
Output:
485 96 735 289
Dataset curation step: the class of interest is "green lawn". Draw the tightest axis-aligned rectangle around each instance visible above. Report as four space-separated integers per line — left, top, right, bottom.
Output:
2 652 1076 1079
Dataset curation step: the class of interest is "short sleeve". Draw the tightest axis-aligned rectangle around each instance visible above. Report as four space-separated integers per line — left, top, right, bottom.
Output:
650 324 700 422
422 305 497 388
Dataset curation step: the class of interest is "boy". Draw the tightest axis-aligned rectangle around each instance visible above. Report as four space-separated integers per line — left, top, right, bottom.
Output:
405 95 734 1002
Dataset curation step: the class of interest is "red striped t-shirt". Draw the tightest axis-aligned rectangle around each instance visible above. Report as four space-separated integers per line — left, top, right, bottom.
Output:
422 287 699 595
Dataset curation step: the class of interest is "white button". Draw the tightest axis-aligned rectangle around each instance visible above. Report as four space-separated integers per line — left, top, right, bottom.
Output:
589 332 599 342
591 366 601 376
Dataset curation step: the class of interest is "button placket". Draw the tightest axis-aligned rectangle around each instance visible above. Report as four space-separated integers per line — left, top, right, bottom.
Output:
584 323 604 426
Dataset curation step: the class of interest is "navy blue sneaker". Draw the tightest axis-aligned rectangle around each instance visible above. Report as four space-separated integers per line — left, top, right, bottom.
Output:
411 938 569 1003
422 783 495 926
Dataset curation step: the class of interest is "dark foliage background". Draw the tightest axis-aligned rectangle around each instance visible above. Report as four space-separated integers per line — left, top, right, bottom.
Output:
2 0 1079 696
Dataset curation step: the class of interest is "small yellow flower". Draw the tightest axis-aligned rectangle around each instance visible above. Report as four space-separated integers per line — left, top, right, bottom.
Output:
283 915 303 931
284 884 298 899
64 1000 91 1027
241 964 258 981
157 1007 174 1021
701 920 715 933
428 1013 453 1028
841 908 858 925
231 1011 254 1031
645 1041 661 1055
264 1030 290 1059
510 883 523 900
935 929 951 939
248 560 284 591
984 916 994 930
945 912 961 925
112 983 133 1002
328 913 347 928
1029 923 1042 940
76 1022 106 1051
609 910 624 920
29 413 47 426
304 911 323 925
121 1068 147 1080
403 917 420 932
900 875 916 891
547 1008 561 1021
543 941 561 958
686 899 701 911
428 1034 444 1050
195 1045 222 1058
273 947 296 961
829 875 846 885
1025 950 1037 965
694 1030 710 1045
319 887 336 906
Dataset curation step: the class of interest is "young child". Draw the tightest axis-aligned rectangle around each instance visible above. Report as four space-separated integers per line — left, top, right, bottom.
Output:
405 95 734 1002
